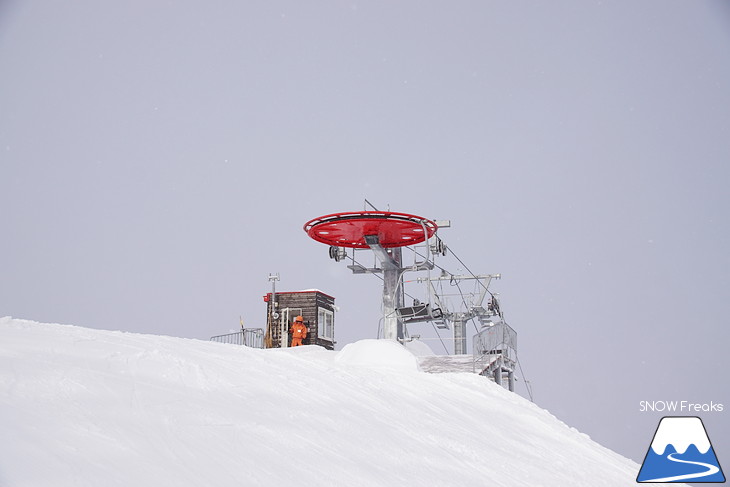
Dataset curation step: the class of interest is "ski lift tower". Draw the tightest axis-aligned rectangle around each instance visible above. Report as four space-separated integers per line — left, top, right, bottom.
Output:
304 211 438 341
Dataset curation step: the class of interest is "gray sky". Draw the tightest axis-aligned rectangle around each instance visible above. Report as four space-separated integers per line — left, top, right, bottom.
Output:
2 0 729 467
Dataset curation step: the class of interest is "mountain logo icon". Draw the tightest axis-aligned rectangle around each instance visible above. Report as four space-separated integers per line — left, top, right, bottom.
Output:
637 416 725 483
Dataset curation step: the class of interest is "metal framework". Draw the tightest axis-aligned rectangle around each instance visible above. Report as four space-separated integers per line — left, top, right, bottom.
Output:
473 322 517 391
415 273 502 354
210 329 265 348
302 204 524 393
304 211 438 341
304 207 507 357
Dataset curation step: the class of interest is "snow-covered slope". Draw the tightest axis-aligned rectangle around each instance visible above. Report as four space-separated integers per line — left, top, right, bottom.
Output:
0 317 677 486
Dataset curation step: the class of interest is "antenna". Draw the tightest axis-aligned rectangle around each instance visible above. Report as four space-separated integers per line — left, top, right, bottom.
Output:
268 273 280 320
363 198 379 211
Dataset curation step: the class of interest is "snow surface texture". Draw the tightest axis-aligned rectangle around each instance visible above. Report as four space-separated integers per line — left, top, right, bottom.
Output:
335 339 421 371
0 317 683 487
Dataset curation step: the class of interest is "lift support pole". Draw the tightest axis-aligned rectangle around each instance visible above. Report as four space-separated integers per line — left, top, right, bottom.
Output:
364 235 404 341
453 317 467 355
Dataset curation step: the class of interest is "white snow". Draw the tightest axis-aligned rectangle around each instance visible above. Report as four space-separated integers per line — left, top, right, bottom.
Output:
650 417 712 455
417 354 478 374
403 339 436 357
0 317 678 486
335 339 421 371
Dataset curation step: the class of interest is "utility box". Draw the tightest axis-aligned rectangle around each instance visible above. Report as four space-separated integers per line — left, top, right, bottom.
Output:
263 290 335 350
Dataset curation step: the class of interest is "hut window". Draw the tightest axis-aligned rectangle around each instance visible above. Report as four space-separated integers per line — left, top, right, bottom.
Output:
318 308 334 341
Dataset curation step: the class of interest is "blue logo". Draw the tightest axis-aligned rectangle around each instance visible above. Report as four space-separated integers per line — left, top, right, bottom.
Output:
637 416 725 483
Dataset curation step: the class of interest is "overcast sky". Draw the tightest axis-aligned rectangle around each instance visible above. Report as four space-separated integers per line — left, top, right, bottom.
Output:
2 0 729 467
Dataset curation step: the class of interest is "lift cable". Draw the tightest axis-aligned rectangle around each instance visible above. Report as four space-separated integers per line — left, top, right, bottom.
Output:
451 278 482 336
514 349 534 402
407 242 492 334
406 245 450 275
328 206 524 394
349 222 496 353
430 321 450 355
404 237 496 350
447 246 496 299
407 240 495 306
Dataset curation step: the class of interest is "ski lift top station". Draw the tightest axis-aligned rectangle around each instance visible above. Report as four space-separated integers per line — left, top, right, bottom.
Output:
304 210 439 343
211 206 523 392
303 208 520 391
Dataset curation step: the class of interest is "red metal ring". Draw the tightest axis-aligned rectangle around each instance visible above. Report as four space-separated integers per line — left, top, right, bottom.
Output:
303 211 438 249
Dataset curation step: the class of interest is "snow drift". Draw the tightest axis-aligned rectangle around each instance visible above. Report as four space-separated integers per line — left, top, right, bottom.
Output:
0 317 677 486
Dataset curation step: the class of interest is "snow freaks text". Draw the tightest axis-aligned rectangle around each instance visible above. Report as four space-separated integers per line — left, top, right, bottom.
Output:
639 401 724 413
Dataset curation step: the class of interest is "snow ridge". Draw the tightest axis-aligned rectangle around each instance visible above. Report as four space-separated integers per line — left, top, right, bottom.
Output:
0 317 653 487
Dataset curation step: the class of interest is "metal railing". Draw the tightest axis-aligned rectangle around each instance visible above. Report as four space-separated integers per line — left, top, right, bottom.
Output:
473 322 517 372
210 328 265 348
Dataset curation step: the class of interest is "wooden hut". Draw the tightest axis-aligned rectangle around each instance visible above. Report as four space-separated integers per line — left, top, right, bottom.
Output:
263 290 335 350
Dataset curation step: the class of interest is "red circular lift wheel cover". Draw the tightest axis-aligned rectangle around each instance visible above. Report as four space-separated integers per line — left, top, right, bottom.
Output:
303 211 438 249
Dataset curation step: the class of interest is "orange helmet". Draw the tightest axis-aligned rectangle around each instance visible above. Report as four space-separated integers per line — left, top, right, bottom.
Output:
294 316 304 323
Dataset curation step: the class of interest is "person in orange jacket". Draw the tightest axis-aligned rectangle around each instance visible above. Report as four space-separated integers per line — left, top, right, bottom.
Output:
290 316 308 347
